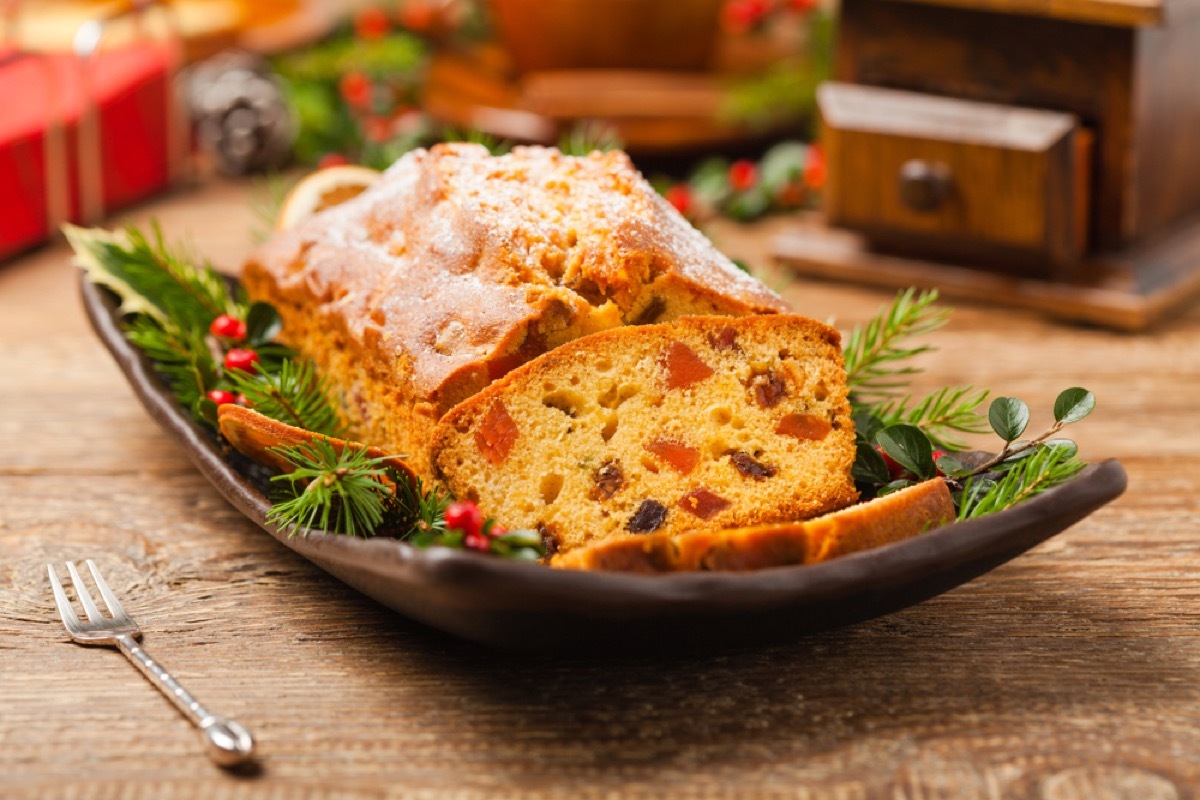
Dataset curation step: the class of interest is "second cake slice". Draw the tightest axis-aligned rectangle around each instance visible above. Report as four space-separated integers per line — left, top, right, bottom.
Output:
430 315 858 555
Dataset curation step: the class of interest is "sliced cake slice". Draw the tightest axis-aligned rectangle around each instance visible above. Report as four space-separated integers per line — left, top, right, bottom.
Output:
550 479 956 572
429 314 858 555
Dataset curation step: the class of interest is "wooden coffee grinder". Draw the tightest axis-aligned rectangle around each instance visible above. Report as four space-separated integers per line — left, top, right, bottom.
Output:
774 0 1200 330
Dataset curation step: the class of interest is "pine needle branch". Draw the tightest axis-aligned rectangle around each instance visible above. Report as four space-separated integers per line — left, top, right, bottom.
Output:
844 288 950 405
871 386 991 451
957 445 1087 521
67 223 239 331
225 360 345 438
266 440 395 538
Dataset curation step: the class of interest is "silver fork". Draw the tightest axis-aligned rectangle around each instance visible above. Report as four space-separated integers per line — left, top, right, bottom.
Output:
48 559 256 767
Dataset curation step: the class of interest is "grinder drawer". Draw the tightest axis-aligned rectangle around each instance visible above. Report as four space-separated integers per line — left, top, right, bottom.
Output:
818 82 1092 274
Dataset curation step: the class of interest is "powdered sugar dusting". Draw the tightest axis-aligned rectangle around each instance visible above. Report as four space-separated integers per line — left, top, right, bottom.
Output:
249 143 788 401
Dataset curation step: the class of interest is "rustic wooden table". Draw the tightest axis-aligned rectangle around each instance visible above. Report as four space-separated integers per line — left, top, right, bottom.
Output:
2 178 1198 799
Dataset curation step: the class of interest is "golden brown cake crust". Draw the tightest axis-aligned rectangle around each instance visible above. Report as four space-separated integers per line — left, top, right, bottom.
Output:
242 144 789 477
551 479 955 572
430 314 859 553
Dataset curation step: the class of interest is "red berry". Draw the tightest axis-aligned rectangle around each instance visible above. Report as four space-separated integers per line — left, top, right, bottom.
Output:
317 152 350 169
223 348 259 374
728 159 759 192
804 144 826 190
236 393 253 408
354 7 390 40
397 0 434 32
339 72 373 109
464 532 491 552
209 314 246 341
875 445 908 481
488 524 508 540
664 184 693 217
932 450 947 477
776 180 806 208
206 389 236 406
721 0 768 34
363 115 393 144
787 0 817 11
444 501 483 538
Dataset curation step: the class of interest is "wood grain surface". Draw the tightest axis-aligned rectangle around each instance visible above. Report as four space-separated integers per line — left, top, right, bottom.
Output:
2 178 1200 799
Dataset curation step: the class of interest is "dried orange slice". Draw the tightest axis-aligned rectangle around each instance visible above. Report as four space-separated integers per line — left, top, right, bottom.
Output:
275 165 380 231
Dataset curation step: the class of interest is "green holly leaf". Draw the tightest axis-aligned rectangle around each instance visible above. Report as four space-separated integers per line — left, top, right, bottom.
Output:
1054 387 1095 425
934 452 970 478
245 301 284 347
876 424 935 479
989 397 1030 443
852 441 891 484
758 141 808 192
853 411 885 444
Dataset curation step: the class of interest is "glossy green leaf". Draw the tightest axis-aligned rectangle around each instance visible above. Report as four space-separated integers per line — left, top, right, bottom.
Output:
876 424 935 479
989 397 1030 442
852 441 891 484
1054 387 1095 425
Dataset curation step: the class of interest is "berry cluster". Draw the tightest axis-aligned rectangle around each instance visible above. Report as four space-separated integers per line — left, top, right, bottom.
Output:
205 314 257 408
440 500 543 558
721 0 819 35
662 140 826 223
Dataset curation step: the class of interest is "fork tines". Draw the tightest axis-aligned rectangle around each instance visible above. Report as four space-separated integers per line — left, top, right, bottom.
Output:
48 560 137 640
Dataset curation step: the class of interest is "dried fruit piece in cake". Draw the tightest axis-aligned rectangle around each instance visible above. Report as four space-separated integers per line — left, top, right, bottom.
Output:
429 314 858 555
550 479 955 572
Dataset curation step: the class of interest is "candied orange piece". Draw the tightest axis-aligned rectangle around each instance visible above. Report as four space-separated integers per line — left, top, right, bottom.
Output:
661 341 714 390
475 400 519 464
679 488 731 520
776 413 832 441
645 439 701 475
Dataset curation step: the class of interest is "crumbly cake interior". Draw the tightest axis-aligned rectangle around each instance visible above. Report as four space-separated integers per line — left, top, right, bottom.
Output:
243 143 787 477
430 315 858 554
549 479 954 572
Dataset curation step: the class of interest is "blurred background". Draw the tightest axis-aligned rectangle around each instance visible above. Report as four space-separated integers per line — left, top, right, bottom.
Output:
1 0 830 261
6 0 1199 329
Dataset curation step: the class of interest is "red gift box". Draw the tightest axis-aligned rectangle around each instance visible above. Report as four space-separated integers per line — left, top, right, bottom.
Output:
0 29 183 260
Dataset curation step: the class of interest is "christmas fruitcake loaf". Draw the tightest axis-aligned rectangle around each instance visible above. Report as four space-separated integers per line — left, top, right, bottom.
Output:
429 314 858 555
550 479 955 572
242 143 787 478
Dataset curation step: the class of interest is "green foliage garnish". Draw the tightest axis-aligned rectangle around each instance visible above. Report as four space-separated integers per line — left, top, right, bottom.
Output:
869 385 992 451
847 290 1097 519
558 123 624 156
267 440 544 559
225 359 345 438
69 224 341 433
68 224 239 330
123 316 217 415
957 443 1088 521
267 439 395 538
844 288 952 405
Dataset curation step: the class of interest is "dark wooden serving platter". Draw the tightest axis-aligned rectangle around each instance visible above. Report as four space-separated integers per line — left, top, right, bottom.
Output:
80 274 1128 652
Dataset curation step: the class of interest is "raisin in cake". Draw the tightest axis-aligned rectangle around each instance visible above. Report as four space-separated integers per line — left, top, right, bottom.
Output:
242 144 788 478
551 479 955 572
429 315 858 555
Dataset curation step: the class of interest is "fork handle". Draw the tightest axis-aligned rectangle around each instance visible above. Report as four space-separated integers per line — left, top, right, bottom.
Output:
116 634 256 767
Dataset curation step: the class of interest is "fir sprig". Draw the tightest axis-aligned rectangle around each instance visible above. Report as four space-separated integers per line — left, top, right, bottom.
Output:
67 224 239 331
123 316 217 414
267 439 395 538
225 360 345 438
265 440 545 559
870 386 992 451
957 443 1087 520
843 288 951 405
